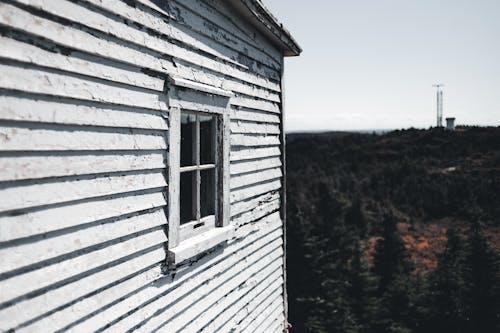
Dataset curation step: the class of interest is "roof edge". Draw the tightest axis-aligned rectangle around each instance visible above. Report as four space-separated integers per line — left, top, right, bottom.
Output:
226 0 302 57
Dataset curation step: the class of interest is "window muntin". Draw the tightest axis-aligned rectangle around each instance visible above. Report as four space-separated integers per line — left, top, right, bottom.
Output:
167 80 233 264
179 112 217 231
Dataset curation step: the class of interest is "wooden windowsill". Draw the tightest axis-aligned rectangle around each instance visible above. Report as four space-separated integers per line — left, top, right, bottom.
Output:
168 225 235 265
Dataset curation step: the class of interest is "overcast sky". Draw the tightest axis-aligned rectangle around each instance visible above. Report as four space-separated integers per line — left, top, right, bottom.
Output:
262 0 500 132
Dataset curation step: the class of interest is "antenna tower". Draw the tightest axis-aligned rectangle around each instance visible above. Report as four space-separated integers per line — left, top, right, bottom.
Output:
433 84 444 127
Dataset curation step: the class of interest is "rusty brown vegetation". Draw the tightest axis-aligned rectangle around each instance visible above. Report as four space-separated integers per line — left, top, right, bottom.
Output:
286 127 500 333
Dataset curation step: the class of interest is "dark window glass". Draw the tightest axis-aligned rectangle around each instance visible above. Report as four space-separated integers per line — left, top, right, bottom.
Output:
180 171 196 224
200 115 215 164
200 169 215 218
180 113 196 167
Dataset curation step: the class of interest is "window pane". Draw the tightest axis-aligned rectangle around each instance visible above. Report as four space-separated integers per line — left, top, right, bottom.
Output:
200 168 215 218
199 114 215 165
180 171 196 224
181 113 196 167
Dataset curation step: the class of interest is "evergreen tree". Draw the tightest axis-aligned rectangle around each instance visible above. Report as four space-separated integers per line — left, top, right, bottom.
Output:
372 214 414 332
372 214 412 295
461 220 500 332
421 227 467 333
299 184 380 333
346 241 377 333
345 198 368 238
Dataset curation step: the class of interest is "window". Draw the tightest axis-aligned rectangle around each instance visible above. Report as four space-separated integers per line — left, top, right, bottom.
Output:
179 112 217 236
166 78 233 265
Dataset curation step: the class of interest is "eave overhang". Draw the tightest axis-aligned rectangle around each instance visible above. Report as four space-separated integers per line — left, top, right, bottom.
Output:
225 0 302 57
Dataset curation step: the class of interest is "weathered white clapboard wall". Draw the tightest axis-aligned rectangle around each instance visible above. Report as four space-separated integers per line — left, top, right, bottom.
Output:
0 0 286 332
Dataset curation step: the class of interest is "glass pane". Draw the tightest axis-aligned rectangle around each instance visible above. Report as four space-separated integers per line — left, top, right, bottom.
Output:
199 114 215 165
180 171 196 224
200 168 215 218
181 113 196 167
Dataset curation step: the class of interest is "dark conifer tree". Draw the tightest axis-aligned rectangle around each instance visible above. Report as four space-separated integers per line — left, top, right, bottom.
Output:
345 198 368 238
372 214 414 332
346 240 377 333
461 220 500 332
372 214 412 295
421 227 467 333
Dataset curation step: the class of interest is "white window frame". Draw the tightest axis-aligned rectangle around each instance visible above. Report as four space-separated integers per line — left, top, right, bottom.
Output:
167 77 233 265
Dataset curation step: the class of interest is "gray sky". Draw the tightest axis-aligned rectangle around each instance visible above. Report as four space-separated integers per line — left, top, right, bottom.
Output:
262 0 500 132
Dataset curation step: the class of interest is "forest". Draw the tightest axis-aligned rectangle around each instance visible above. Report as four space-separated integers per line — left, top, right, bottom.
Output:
285 127 500 333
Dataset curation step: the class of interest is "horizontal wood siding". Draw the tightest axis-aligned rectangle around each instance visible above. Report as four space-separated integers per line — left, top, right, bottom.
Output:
0 0 286 331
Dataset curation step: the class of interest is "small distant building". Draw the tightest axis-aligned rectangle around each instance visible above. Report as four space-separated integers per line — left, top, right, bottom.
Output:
446 117 456 130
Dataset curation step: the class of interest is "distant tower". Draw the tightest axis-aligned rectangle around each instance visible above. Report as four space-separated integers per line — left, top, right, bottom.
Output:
433 84 444 127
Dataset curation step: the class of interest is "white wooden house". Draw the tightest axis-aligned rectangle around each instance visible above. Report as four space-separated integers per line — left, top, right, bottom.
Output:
0 0 301 332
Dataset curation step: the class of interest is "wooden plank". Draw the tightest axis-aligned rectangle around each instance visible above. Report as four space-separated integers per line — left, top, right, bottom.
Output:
0 3 280 101
0 229 167 330
92 236 279 332
251 302 284 333
230 108 281 123
231 199 281 227
231 95 281 113
83 0 281 79
263 313 286 333
232 211 281 239
169 57 281 103
279 58 288 327
138 243 284 332
168 0 281 61
168 226 234 264
230 146 281 162
231 120 280 135
231 134 281 147
67 220 282 332
230 179 282 204
0 151 166 182
237 288 283 331
230 157 282 175
9 0 281 92
2 247 165 333
215 276 283 332
0 209 167 275
0 229 166 298
241 297 283 333
0 3 167 75
0 190 166 242
268 321 284 333
230 167 282 190
210 277 283 333
0 126 167 151
167 107 181 248
230 192 280 217
170 77 233 97
0 94 168 130
218 111 231 227
166 0 280 67
81 0 246 69
95 219 282 332
0 36 164 91
169 89 229 114
0 171 166 212
179 260 283 332
0 62 167 111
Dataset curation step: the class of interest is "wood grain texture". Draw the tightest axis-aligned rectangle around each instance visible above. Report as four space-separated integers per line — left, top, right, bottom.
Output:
0 94 169 130
0 152 167 182
0 0 289 331
0 190 167 242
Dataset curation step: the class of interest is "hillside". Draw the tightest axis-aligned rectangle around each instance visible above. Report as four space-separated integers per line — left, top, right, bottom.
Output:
285 127 500 333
